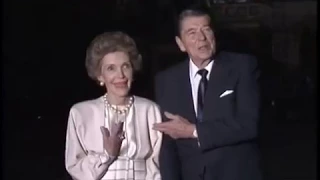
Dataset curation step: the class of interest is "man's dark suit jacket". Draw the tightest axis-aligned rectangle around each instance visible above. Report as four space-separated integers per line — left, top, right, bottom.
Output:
155 51 262 180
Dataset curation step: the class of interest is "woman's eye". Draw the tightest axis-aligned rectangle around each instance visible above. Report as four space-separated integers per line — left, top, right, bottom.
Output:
123 64 131 69
106 66 114 71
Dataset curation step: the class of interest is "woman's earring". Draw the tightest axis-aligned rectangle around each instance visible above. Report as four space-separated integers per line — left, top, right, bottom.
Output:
99 81 104 86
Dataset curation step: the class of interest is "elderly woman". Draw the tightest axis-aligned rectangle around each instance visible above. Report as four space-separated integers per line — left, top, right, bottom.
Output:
65 31 162 180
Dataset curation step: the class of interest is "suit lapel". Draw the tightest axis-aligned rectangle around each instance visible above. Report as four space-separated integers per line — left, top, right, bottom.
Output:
178 60 197 123
203 53 230 118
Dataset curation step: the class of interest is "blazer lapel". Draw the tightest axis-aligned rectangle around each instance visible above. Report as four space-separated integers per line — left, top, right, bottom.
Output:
178 60 197 123
203 54 230 118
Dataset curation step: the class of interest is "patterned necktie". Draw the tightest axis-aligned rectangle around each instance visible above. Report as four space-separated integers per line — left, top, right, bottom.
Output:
197 69 208 122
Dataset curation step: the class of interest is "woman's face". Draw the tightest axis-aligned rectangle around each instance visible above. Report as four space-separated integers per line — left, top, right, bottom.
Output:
98 51 133 98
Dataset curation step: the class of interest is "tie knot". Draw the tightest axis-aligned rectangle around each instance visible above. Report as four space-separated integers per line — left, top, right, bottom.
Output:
197 69 208 78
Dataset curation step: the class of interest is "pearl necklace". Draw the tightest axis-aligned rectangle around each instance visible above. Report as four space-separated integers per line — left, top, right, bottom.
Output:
103 94 134 115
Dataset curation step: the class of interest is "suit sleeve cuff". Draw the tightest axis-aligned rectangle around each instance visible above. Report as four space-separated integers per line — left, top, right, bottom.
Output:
193 128 201 147
193 128 198 138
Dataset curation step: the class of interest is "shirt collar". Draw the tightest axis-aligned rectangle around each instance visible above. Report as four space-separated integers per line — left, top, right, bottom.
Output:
189 59 214 79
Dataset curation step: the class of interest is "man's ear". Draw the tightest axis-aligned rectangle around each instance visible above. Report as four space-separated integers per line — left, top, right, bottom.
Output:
175 36 186 52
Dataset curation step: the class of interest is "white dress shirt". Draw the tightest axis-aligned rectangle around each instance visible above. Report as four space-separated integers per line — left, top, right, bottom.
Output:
189 59 214 116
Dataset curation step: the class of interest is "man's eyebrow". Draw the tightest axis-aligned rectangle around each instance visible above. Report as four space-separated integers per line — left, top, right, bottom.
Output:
185 28 196 33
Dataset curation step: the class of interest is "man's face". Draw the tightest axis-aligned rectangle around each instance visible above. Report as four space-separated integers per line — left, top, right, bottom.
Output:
176 15 216 63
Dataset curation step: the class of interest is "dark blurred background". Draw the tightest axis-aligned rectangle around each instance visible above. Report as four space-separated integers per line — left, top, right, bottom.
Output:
2 0 317 179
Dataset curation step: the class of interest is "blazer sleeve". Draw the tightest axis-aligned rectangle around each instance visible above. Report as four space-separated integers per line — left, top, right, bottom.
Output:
65 108 114 180
197 55 260 151
145 104 163 180
155 73 182 180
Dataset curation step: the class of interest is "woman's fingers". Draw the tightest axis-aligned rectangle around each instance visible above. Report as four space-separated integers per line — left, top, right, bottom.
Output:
100 126 110 137
110 122 124 136
115 122 124 135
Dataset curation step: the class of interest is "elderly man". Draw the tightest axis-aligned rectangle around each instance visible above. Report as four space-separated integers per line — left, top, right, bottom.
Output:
153 5 262 180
